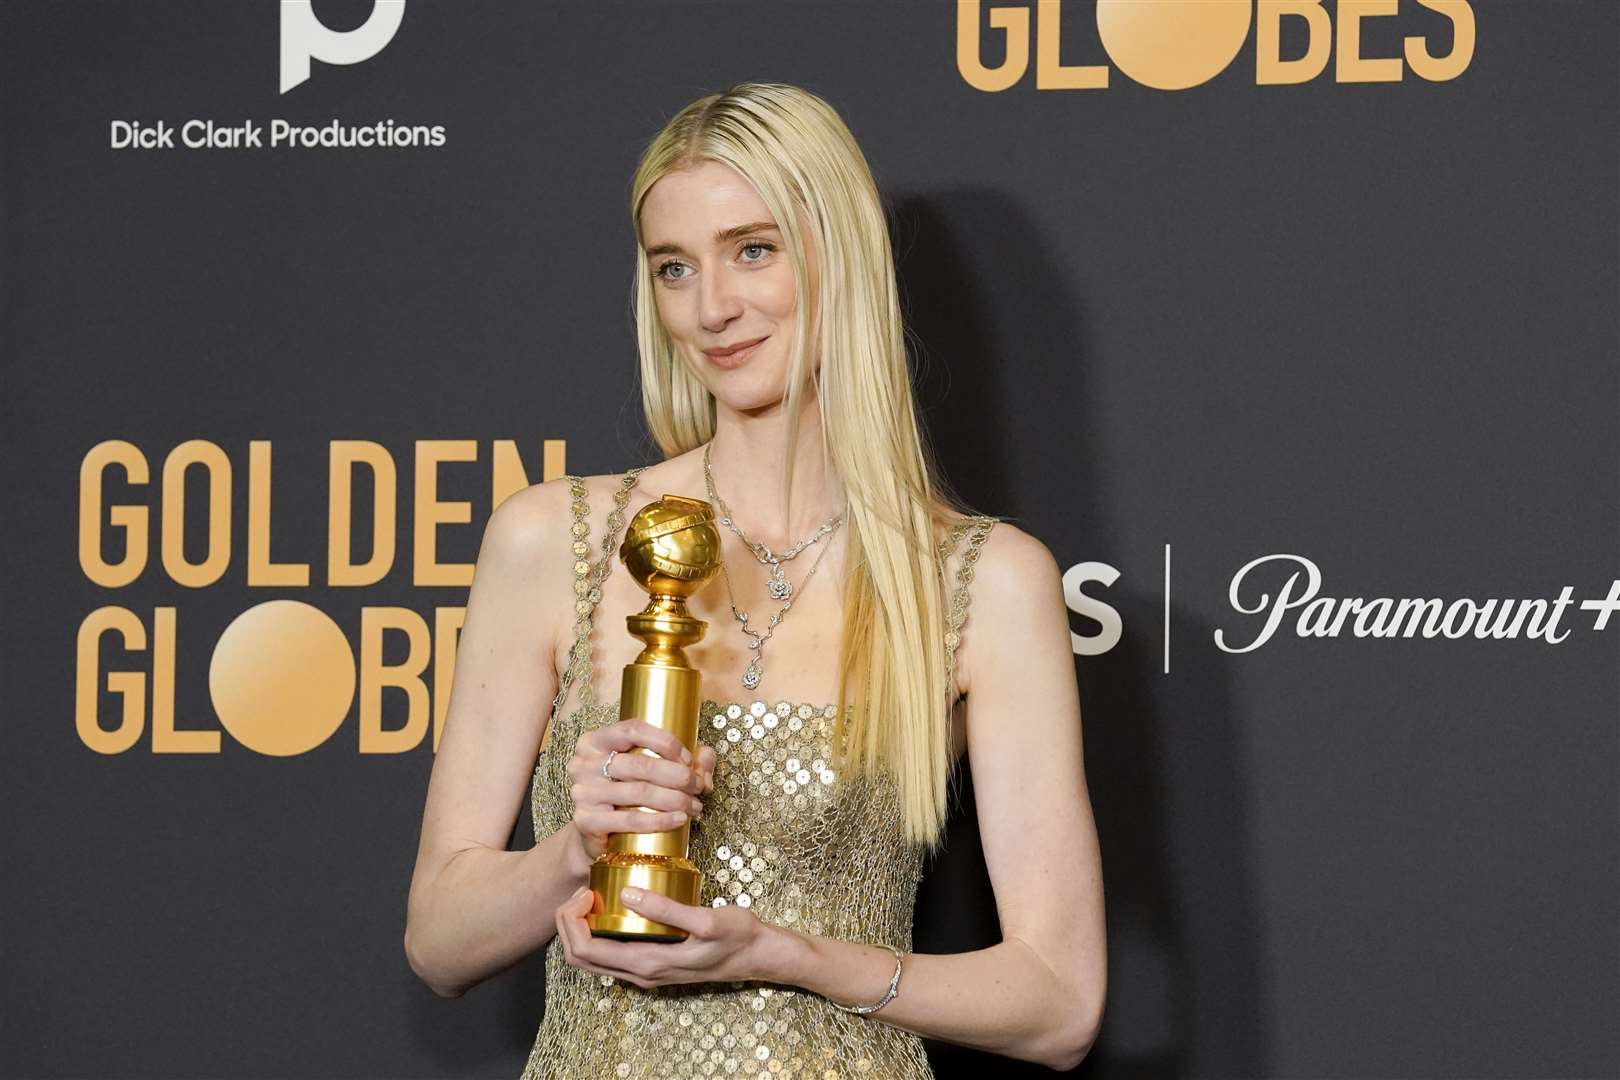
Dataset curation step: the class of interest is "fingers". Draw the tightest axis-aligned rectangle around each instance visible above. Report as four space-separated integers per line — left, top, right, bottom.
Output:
576 807 691 835
601 746 707 795
590 719 691 763
573 723 706 793
582 776 700 815
619 886 711 937
555 886 666 990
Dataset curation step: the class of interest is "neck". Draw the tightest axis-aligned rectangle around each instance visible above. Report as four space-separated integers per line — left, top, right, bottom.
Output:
705 387 843 549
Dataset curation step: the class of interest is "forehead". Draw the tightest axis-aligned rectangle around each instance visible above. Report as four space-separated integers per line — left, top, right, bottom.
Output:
640 160 776 238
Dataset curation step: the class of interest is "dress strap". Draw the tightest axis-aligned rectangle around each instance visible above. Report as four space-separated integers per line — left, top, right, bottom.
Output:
938 514 997 699
546 468 645 733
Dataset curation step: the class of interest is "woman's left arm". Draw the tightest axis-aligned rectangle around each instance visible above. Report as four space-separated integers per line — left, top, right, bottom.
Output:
772 524 1106 1070
555 525 1106 1071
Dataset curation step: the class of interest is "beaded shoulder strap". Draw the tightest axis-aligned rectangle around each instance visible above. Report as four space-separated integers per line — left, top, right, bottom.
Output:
938 514 997 699
546 468 644 726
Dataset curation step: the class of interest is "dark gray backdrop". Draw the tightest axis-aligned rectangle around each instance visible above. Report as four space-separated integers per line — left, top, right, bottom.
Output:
2 2 1616 1078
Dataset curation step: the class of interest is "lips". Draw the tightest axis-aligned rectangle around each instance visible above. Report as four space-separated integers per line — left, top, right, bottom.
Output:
702 335 768 368
703 335 768 359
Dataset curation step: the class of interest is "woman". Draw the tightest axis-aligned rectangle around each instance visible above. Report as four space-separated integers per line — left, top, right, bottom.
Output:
404 82 1105 1077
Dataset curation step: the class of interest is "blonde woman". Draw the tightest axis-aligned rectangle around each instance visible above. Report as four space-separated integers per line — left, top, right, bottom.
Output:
404 82 1105 1077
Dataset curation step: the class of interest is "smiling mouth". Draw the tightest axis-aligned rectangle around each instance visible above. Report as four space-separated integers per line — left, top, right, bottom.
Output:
704 335 768 358
703 336 768 366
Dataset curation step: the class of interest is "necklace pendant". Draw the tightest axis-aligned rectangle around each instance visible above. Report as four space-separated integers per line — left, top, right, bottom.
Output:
742 665 761 690
767 577 792 601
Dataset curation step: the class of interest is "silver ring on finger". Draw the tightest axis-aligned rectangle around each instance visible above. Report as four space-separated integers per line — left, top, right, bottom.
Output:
601 749 618 780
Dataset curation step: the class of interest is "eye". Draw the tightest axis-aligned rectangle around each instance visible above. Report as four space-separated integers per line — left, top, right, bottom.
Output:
739 240 775 262
653 260 689 282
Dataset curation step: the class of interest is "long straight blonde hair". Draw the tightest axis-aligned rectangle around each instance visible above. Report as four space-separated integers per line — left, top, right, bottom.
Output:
628 82 979 851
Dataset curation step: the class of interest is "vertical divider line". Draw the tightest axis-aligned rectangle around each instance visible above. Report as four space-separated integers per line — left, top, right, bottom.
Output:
1163 543 1171 674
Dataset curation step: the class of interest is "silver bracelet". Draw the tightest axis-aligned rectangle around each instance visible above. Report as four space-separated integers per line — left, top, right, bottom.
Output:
829 943 904 1015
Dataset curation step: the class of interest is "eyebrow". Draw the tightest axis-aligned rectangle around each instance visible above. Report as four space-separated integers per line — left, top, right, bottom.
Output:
644 221 780 258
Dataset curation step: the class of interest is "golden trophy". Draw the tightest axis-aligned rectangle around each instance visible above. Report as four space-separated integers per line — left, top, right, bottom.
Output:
587 494 722 941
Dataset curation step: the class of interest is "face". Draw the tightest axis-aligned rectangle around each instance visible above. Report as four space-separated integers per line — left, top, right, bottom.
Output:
639 159 820 412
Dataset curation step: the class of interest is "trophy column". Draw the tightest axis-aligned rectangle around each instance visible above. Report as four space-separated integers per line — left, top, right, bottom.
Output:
587 495 721 942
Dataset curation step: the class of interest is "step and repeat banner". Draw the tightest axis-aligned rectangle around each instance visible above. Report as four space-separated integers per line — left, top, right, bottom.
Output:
3 2 1615 1078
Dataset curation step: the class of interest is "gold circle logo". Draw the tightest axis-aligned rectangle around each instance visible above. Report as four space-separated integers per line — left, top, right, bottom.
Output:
1096 0 1253 91
209 600 356 755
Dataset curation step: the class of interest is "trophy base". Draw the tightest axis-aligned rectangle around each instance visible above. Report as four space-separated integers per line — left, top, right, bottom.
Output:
587 853 702 942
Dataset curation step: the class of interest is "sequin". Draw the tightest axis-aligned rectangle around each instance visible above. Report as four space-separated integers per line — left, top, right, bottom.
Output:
523 473 996 1080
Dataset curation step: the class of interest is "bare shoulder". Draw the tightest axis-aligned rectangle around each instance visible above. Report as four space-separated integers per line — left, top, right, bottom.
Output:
479 476 575 568
938 512 1056 589
949 518 1065 693
973 520 1059 589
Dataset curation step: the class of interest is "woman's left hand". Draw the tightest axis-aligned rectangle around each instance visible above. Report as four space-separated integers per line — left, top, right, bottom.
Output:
555 885 776 989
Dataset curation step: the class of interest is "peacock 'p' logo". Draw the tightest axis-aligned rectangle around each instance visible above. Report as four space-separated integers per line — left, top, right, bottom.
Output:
280 0 408 94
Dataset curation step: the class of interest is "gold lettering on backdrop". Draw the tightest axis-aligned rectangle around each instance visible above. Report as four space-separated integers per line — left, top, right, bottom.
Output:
1257 0 1331 85
79 440 148 587
1096 0 1251 91
957 0 1475 91
1037 0 1108 90
161 440 231 588
73 438 565 754
414 440 477 587
79 438 564 587
359 607 433 755
149 607 213 753
329 440 397 587
957 0 1032 92
75 606 148 753
211 600 354 756
1406 0 1475 82
1336 0 1403 83
248 441 310 586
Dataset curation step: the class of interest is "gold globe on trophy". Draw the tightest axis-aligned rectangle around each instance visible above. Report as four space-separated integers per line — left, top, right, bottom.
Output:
586 494 722 941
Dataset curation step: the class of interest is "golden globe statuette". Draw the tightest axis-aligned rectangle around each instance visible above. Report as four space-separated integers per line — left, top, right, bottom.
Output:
587 494 722 941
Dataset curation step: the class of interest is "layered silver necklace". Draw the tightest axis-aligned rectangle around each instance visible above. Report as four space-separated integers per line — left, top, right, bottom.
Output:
703 442 845 691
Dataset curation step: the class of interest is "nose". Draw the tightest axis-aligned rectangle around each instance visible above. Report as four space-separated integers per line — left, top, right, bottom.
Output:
698 265 743 333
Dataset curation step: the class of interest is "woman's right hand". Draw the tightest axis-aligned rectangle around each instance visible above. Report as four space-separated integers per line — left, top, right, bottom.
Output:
565 719 716 866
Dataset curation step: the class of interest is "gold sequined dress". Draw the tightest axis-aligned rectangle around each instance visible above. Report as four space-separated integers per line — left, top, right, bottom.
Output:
521 468 996 1080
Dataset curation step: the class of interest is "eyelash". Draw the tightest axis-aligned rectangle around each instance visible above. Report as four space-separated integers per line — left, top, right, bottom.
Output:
653 240 776 282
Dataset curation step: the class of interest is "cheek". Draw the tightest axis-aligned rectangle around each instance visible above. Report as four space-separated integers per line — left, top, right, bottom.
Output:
764 266 799 319
653 289 691 340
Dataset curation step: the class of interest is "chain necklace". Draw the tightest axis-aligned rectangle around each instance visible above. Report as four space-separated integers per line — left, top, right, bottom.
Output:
702 442 846 690
702 442 843 601
717 517 842 691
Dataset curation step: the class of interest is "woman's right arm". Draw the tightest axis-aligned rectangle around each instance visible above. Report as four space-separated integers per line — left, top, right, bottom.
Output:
402 478 590 999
